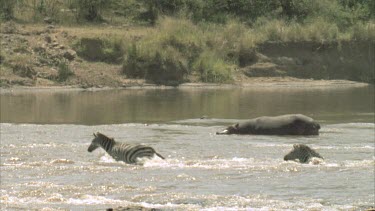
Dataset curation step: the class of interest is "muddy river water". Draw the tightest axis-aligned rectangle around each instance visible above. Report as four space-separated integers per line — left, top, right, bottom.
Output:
0 86 374 210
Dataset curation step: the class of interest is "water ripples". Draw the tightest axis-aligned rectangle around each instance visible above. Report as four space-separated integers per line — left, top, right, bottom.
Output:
1 122 374 210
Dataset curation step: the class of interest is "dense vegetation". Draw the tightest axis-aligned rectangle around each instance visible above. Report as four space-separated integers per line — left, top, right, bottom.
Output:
1 0 374 84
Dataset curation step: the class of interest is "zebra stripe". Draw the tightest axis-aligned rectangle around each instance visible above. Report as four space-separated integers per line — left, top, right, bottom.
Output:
284 144 323 163
88 132 164 164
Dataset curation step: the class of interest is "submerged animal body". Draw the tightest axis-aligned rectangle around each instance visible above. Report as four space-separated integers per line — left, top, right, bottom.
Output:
88 132 164 164
216 114 320 135
284 144 323 163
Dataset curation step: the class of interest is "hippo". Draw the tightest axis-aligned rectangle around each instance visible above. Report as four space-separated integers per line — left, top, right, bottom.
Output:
216 114 320 135
284 144 324 163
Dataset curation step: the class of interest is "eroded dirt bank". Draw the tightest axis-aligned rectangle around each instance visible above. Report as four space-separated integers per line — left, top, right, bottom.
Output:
0 22 373 88
248 41 374 82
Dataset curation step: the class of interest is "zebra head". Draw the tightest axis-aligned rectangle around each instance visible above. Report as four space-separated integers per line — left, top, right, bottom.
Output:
283 144 323 163
88 133 101 152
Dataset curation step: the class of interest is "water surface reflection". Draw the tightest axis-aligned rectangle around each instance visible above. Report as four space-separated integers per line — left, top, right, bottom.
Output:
1 86 373 124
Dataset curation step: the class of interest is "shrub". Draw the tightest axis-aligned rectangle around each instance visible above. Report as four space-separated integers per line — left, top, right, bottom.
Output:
55 0 114 22
351 22 375 41
238 46 257 67
192 50 233 83
123 42 188 85
0 53 4 64
157 19 204 68
73 37 124 63
137 0 159 25
146 47 188 84
305 18 340 42
58 61 74 81
253 17 342 42
122 42 145 78
123 18 204 84
0 0 16 20
9 55 36 78
76 0 109 22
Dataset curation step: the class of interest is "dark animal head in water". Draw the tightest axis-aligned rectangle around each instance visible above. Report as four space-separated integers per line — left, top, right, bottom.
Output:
284 144 323 163
293 118 320 135
308 122 320 135
88 133 100 152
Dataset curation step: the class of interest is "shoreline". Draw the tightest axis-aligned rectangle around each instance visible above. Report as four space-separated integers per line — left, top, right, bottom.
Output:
0 79 370 93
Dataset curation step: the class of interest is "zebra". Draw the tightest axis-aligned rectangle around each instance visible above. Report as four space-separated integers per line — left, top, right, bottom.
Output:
284 144 323 163
88 132 165 164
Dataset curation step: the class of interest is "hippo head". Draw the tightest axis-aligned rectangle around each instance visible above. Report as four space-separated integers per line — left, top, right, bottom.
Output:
301 122 320 135
309 122 320 135
293 118 320 135
216 123 239 135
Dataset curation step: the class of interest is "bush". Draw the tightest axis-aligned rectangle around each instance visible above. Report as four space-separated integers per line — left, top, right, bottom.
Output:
123 42 188 85
158 19 203 67
122 42 145 78
9 55 36 78
0 53 4 64
192 50 233 83
58 61 74 81
351 22 375 41
0 0 16 20
123 18 204 84
253 17 342 42
73 37 124 63
137 0 159 25
68 0 113 22
146 47 188 84
150 0 375 26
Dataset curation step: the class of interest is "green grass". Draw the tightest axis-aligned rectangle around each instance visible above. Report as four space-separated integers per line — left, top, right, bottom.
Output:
120 17 374 84
122 18 237 84
192 50 233 83
3 0 374 84
351 21 375 41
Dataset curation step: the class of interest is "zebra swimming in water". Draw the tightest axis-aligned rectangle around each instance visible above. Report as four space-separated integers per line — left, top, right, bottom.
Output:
88 132 165 164
284 144 323 163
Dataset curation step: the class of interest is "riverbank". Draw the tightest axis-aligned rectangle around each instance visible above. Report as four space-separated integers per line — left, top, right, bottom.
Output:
1 21 373 88
0 79 369 95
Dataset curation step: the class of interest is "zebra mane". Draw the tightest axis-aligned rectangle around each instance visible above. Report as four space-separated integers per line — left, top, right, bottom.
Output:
293 144 323 159
95 132 115 143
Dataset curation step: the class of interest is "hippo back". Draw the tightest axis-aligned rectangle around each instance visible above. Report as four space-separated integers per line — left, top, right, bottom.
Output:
240 114 319 135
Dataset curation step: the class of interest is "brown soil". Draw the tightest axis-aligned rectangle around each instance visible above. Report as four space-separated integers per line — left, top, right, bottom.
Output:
0 22 371 89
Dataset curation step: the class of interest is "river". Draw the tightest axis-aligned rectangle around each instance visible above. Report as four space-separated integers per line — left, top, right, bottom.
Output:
0 86 374 210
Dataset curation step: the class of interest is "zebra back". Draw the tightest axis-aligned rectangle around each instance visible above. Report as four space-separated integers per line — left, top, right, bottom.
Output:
284 144 323 163
113 143 158 164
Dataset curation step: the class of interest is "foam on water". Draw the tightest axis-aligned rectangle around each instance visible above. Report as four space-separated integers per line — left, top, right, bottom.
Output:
142 155 375 171
1 122 374 210
1 192 365 211
49 159 75 164
66 194 124 205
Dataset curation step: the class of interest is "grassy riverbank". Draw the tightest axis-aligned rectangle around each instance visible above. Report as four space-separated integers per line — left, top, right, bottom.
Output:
1 0 374 87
